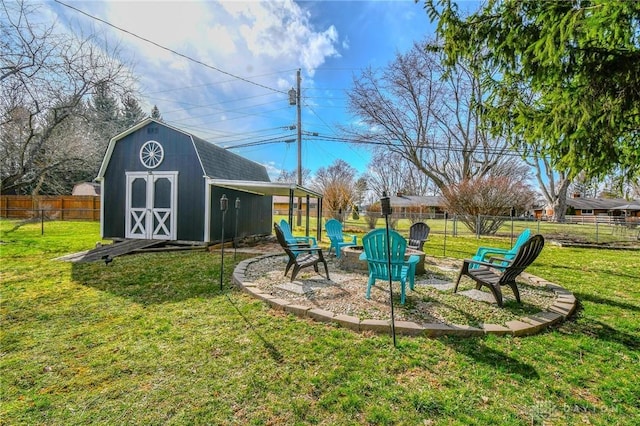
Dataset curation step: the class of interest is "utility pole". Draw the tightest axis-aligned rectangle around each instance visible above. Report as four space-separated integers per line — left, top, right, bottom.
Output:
295 68 302 226
288 69 303 226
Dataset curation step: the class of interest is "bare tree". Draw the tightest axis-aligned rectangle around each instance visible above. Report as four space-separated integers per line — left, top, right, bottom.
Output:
570 171 600 199
311 159 360 222
364 149 436 198
1 0 135 194
346 39 514 193
441 175 537 234
276 168 311 184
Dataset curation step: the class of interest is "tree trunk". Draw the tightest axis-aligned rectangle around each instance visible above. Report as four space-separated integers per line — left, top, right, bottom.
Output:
551 179 570 222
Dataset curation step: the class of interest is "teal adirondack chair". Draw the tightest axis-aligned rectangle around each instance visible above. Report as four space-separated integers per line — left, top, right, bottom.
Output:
324 218 357 258
471 228 531 270
279 219 317 247
360 228 420 305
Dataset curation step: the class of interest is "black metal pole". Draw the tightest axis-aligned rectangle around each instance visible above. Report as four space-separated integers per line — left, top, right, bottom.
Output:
510 207 515 247
234 197 240 261
380 192 397 347
443 212 448 257
219 194 228 290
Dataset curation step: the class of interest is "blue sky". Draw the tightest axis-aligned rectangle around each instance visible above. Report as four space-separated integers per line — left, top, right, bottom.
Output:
47 1 452 180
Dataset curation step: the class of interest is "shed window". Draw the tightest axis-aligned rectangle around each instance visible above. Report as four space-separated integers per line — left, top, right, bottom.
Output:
131 178 147 208
154 178 172 208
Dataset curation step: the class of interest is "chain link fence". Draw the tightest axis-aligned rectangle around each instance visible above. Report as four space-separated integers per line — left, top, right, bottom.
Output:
281 210 640 245
4 202 638 245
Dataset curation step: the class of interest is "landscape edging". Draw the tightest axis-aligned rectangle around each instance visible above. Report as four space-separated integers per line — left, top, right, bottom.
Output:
232 254 575 337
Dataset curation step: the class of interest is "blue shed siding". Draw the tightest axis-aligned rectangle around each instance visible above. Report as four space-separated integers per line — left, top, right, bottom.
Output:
101 119 273 243
209 187 272 242
102 123 206 241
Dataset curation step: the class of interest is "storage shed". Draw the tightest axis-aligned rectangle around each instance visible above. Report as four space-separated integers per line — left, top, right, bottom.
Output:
96 118 275 244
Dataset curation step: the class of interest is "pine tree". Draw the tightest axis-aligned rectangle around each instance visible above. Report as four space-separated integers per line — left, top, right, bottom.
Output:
425 0 640 179
150 105 162 121
121 95 146 128
90 82 121 140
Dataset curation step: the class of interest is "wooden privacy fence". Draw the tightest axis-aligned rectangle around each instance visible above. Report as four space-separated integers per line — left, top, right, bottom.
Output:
0 195 100 221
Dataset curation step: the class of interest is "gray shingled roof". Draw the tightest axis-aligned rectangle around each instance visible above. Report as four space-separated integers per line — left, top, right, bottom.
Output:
389 195 443 208
566 197 631 210
97 118 271 183
191 135 270 182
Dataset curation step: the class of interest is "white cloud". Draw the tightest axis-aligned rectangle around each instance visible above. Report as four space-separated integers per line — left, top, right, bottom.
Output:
205 24 237 56
219 1 340 76
48 0 345 170
261 160 283 180
342 36 350 50
90 0 342 101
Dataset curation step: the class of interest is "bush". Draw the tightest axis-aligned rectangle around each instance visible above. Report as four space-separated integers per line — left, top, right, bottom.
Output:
364 203 381 229
441 176 536 235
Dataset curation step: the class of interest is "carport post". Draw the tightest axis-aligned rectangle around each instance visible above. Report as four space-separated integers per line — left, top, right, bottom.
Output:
305 194 310 238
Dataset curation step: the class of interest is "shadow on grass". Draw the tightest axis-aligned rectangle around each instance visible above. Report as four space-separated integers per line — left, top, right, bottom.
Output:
223 292 284 362
70 250 247 305
574 292 640 313
443 339 540 380
547 263 640 281
71 251 285 361
556 303 640 351
1 217 42 234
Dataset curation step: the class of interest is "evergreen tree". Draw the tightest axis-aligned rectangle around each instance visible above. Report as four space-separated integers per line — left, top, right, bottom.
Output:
425 0 640 179
90 82 122 140
151 105 162 121
121 95 146 128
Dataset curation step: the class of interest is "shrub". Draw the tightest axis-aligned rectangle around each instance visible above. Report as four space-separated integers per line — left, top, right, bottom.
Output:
441 176 536 235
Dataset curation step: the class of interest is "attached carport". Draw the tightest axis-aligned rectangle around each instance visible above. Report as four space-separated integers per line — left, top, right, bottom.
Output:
206 178 324 242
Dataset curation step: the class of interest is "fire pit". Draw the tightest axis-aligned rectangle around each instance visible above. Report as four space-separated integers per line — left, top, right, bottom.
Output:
339 245 426 275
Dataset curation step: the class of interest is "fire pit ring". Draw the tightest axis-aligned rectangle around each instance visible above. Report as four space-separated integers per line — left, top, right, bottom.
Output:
339 245 426 275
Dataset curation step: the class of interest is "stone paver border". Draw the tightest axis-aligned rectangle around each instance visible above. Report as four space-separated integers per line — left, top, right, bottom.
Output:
232 254 576 337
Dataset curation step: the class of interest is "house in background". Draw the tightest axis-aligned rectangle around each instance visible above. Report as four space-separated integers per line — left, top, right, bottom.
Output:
72 182 100 196
96 118 273 244
273 193 444 220
534 193 640 219
273 195 319 216
388 193 444 217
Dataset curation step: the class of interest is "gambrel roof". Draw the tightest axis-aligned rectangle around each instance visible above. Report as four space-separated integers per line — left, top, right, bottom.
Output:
96 118 270 182
191 135 269 182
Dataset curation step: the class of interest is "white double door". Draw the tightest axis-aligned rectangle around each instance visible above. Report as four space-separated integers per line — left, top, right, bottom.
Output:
125 172 178 240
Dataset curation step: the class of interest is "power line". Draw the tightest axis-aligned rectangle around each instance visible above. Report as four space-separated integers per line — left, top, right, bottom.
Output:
146 70 297 95
310 134 535 158
223 131 535 160
159 92 280 115
54 0 286 94
224 136 297 149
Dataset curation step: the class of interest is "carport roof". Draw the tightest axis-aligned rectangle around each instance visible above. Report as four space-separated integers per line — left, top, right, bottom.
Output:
207 179 323 198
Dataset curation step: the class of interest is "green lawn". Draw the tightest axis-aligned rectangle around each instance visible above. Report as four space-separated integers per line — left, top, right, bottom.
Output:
1 220 639 425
